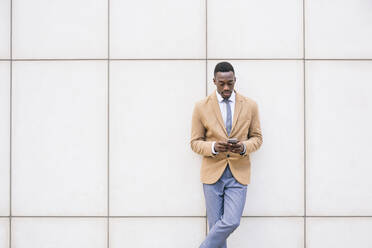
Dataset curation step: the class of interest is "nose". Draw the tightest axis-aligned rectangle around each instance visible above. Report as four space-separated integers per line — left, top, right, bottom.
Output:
223 85 230 91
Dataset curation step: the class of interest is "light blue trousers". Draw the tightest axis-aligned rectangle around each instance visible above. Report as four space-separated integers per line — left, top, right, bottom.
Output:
200 164 247 248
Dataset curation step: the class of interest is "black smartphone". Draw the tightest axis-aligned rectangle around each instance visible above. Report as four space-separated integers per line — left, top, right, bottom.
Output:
227 138 238 144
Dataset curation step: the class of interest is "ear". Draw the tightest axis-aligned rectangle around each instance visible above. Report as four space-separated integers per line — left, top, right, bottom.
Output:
213 77 216 85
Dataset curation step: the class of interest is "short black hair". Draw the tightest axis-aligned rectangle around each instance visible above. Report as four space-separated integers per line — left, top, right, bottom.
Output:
214 61 235 76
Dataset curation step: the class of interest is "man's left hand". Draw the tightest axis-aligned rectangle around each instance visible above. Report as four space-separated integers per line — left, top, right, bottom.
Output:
228 141 244 154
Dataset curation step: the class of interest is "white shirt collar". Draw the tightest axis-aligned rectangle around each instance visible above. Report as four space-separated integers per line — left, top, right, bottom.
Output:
216 90 236 103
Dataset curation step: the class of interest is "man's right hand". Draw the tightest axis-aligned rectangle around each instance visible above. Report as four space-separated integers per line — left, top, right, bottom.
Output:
214 141 230 153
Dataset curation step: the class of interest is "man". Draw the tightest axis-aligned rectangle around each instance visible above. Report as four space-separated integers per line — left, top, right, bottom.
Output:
190 62 263 248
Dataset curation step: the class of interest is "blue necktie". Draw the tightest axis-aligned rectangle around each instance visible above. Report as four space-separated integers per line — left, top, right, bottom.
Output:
223 99 232 136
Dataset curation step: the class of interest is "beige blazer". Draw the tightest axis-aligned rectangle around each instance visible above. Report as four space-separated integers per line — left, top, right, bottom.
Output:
190 90 263 185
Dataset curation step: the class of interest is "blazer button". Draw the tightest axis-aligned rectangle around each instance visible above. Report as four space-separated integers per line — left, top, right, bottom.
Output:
227 154 230 158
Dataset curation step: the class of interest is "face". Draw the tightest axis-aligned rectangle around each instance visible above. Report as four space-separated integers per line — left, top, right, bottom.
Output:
213 71 236 99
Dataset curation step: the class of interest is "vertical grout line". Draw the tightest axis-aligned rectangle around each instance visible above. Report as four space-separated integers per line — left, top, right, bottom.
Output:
205 0 208 62
205 0 208 98
303 0 306 247
9 0 13 247
205 0 208 237
107 0 110 247
303 61 307 248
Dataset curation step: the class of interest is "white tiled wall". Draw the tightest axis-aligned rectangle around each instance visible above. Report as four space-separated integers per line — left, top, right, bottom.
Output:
0 62 10 216
109 61 205 216
110 0 205 59
12 61 107 216
227 217 304 248
307 218 372 248
208 0 303 59
306 61 372 216
110 218 205 247
1 0 371 247
0 218 9 248
0 0 10 58
305 0 372 58
12 218 107 248
12 0 108 59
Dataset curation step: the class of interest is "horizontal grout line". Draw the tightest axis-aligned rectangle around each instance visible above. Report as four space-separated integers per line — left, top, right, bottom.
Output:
243 216 306 218
7 216 205 218
305 216 372 218
10 58 205 61
1 58 372 62
3 215 372 218
208 58 372 61
305 59 372 61
246 216 372 218
11 58 108 61
1 216 106 218
208 58 304 60
110 58 207 61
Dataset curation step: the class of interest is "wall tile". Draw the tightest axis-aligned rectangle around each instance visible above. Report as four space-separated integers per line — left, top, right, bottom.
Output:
0 218 9 248
12 61 107 216
0 62 10 216
13 0 107 59
307 218 372 248
306 0 372 58
110 217 205 248
208 0 303 59
110 61 206 216
226 217 304 248
0 0 10 58
12 218 106 248
110 0 205 59
306 61 372 215
207 60 304 216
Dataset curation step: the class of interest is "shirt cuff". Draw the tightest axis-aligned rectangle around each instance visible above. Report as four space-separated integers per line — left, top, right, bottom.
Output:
212 141 219 155
240 143 247 155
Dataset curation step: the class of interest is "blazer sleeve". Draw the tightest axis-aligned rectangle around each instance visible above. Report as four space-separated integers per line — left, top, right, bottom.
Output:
190 102 214 157
242 101 263 156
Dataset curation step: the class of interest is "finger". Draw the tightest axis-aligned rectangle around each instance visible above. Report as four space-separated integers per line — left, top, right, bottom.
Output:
218 141 229 146
234 144 242 148
216 146 227 152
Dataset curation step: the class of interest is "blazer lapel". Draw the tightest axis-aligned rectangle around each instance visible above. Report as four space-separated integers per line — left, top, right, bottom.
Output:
230 91 243 135
211 91 228 136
